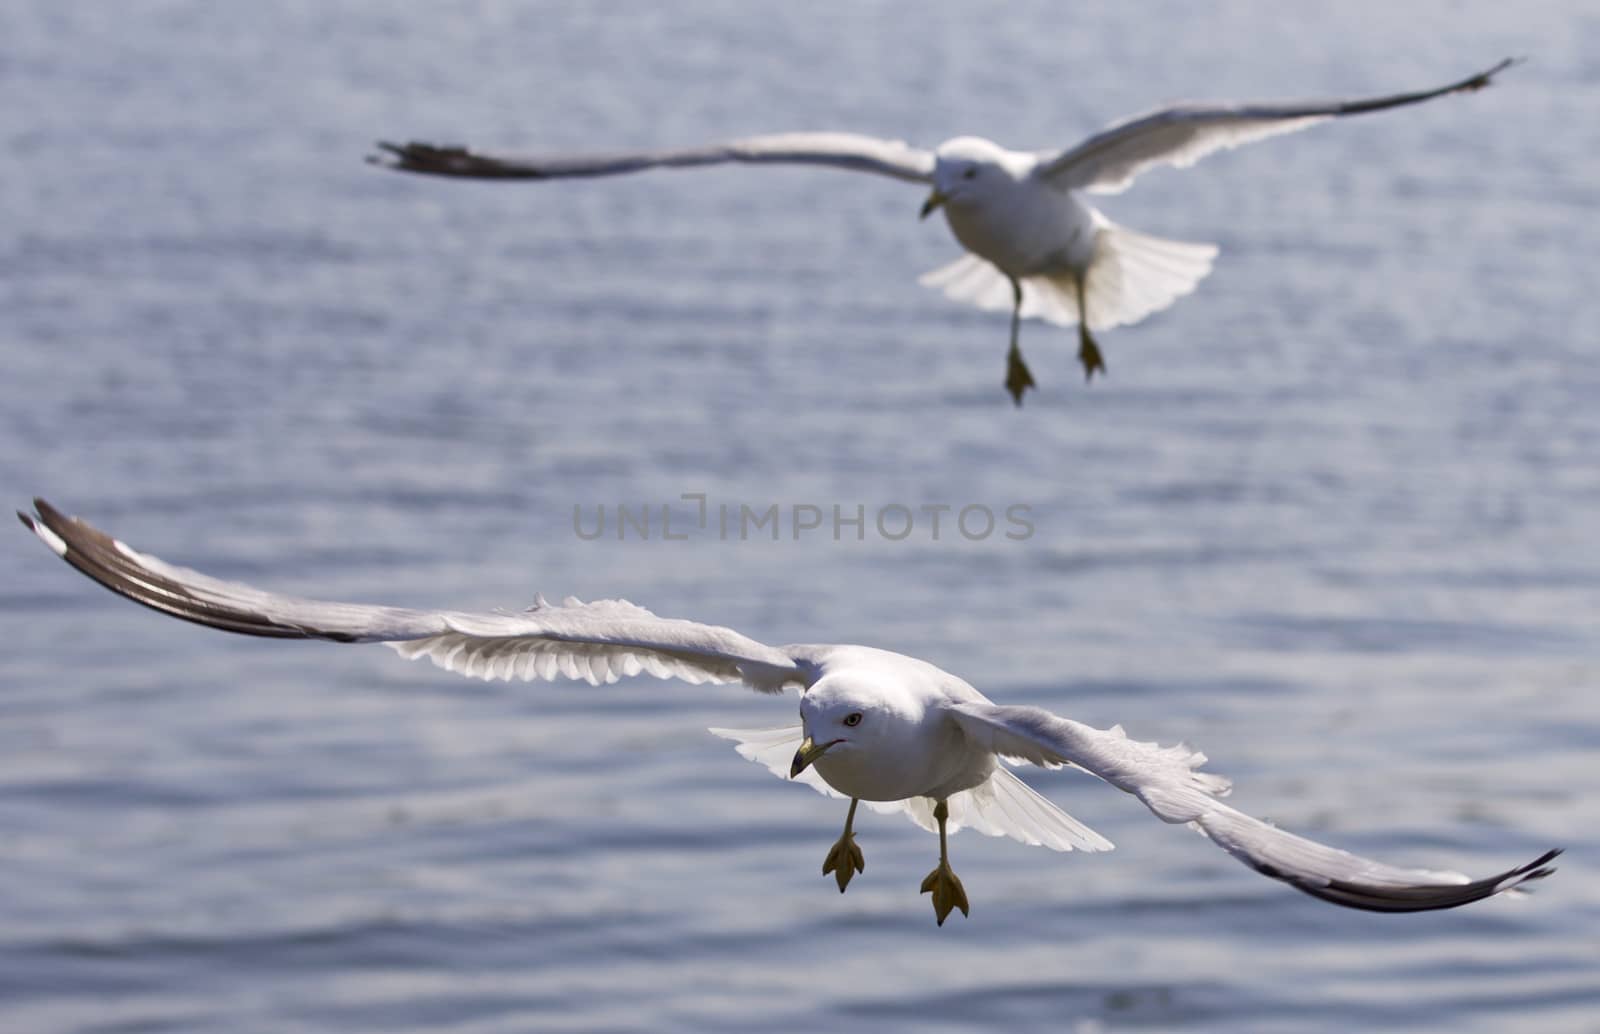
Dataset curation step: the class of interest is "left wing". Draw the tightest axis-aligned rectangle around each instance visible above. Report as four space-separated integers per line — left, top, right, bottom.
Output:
1037 58 1516 195
369 131 935 185
18 499 813 693
947 701 1558 912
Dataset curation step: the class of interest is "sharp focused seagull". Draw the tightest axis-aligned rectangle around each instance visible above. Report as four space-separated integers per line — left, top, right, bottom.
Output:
20 499 1556 924
370 59 1515 404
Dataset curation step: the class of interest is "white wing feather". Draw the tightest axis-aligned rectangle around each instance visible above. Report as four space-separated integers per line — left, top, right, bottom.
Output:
1038 59 1515 195
946 702 1557 911
19 500 811 694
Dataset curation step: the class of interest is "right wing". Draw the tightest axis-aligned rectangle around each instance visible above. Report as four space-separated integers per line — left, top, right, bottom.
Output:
1037 58 1516 195
369 131 935 185
19 498 814 693
947 701 1559 912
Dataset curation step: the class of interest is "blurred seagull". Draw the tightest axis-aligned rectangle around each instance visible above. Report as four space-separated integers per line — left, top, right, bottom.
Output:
371 59 1515 404
20 498 1558 925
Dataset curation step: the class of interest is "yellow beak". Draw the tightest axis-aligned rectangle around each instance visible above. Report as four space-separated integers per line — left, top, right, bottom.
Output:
789 736 838 778
919 189 948 220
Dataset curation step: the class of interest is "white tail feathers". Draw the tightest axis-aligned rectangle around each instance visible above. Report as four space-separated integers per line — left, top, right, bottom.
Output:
919 253 1030 316
707 725 1112 853
903 767 1113 852
918 222 1216 332
1085 222 1217 331
708 724 848 801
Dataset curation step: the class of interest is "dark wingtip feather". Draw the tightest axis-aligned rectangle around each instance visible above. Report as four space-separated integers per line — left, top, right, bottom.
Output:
20 498 317 640
1282 847 1564 914
1512 847 1562 884
367 141 544 180
33 497 73 534
1462 56 1520 91
366 140 405 168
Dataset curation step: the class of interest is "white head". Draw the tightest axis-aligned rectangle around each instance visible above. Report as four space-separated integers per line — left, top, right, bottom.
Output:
789 674 904 779
920 136 1023 220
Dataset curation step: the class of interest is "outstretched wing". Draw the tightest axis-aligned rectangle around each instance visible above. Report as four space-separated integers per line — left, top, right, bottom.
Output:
1038 58 1516 195
370 131 935 185
19 499 813 693
946 702 1558 913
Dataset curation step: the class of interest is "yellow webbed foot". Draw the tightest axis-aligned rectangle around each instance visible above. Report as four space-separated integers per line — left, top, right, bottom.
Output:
822 832 865 894
1078 325 1106 381
1005 347 1037 406
919 861 970 926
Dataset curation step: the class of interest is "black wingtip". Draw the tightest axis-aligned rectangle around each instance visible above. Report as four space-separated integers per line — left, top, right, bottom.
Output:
1464 56 1523 92
1261 842 1565 914
20 498 75 560
32 497 71 536
1513 847 1562 884
18 497 55 535
1469 61 1504 89
365 141 534 180
366 140 402 168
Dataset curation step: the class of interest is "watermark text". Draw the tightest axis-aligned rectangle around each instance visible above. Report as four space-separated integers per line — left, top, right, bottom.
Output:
572 494 1033 543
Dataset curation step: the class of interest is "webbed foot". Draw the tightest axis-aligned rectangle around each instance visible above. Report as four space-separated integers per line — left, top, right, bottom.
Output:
919 860 970 926
1005 344 1037 406
1078 324 1106 381
822 831 866 893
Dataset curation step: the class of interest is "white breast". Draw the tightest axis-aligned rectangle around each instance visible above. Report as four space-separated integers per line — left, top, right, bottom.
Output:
813 703 996 803
942 179 1099 278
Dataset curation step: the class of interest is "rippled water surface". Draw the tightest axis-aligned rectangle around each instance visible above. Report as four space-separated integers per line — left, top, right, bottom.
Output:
3 2 1598 1031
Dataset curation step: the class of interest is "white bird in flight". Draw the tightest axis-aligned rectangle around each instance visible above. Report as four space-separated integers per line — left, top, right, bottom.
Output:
20 499 1557 924
371 59 1515 405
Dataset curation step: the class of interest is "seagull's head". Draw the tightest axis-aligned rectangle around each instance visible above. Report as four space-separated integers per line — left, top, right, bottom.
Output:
921 136 1020 220
790 676 898 778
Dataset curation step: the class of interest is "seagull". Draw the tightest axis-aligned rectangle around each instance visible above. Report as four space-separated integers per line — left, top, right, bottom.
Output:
19 499 1557 924
371 59 1515 405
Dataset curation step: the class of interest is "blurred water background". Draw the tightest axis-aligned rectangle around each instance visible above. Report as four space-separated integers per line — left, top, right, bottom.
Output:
2 2 1598 1031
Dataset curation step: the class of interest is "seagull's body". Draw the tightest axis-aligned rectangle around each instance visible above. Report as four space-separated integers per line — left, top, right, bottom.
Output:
372 59 1515 403
19 499 1558 924
796 646 994 804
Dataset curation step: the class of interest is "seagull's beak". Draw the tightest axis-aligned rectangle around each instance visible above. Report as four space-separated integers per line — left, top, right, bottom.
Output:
919 189 948 220
790 737 839 778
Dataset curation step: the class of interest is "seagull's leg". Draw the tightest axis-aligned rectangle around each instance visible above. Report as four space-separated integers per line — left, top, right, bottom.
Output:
1076 273 1106 381
919 799 970 926
821 798 866 893
1004 277 1037 406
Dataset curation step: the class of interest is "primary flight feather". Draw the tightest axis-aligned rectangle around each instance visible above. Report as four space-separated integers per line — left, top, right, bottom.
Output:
371 59 1515 405
20 498 1557 924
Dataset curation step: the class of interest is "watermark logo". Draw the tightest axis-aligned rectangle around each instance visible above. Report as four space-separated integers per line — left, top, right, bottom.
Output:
574 494 1033 543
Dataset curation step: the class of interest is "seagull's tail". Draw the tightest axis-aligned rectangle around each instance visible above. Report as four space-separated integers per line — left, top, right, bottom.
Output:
905 767 1114 853
918 223 1216 332
1078 221 1218 331
919 254 1083 324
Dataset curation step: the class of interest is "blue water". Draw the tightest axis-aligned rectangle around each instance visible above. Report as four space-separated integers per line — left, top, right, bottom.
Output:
3 2 1598 1031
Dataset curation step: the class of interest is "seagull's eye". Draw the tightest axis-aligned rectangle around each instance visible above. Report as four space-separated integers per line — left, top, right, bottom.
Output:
843 712 863 727
961 167 978 180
